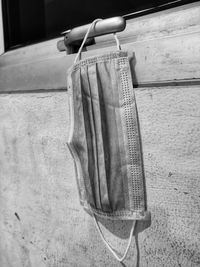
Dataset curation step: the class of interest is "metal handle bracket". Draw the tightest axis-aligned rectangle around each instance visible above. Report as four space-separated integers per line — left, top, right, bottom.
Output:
57 16 126 52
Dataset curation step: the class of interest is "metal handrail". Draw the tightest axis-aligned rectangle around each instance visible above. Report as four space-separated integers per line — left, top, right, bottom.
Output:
57 17 126 52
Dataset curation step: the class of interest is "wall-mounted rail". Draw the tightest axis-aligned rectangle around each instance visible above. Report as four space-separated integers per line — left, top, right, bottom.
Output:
57 16 126 52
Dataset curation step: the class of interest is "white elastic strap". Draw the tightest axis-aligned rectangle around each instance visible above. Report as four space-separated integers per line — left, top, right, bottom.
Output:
74 19 122 64
93 215 136 262
74 19 102 63
114 33 121 50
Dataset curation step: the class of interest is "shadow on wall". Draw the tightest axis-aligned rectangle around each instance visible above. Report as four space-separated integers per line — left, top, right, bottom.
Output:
96 215 151 240
129 52 138 87
94 215 151 267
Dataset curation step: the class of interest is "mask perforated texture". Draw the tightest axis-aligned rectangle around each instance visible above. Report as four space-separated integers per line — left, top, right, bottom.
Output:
118 57 144 211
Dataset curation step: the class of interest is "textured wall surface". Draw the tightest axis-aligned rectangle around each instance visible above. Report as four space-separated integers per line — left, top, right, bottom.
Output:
0 3 200 266
0 87 199 267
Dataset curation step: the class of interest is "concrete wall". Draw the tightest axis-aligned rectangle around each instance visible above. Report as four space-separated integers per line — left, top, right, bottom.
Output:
0 3 200 267
0 87 199 267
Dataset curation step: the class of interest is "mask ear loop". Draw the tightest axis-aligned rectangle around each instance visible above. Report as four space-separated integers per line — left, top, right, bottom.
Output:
74 19 122 64
114 32 121 50
74 19 102 64
93 214 136 262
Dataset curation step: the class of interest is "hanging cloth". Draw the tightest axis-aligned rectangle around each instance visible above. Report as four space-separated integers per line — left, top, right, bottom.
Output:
67 19 150 262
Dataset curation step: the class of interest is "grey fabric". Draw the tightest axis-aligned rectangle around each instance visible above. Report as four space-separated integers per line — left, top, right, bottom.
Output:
67 51 149 220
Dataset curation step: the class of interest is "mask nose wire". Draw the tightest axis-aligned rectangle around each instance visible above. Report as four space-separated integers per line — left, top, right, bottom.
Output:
74 19 121 64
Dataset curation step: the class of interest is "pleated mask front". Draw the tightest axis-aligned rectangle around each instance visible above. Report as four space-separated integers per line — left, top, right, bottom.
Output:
66 19 150 262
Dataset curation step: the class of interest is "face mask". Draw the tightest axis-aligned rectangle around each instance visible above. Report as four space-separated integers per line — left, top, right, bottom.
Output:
67 19 150 262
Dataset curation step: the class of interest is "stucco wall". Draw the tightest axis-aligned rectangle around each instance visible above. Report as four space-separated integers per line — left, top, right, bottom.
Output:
0 87 199 266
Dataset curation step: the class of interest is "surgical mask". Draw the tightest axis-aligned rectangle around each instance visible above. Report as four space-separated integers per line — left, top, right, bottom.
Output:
67 19 150 262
